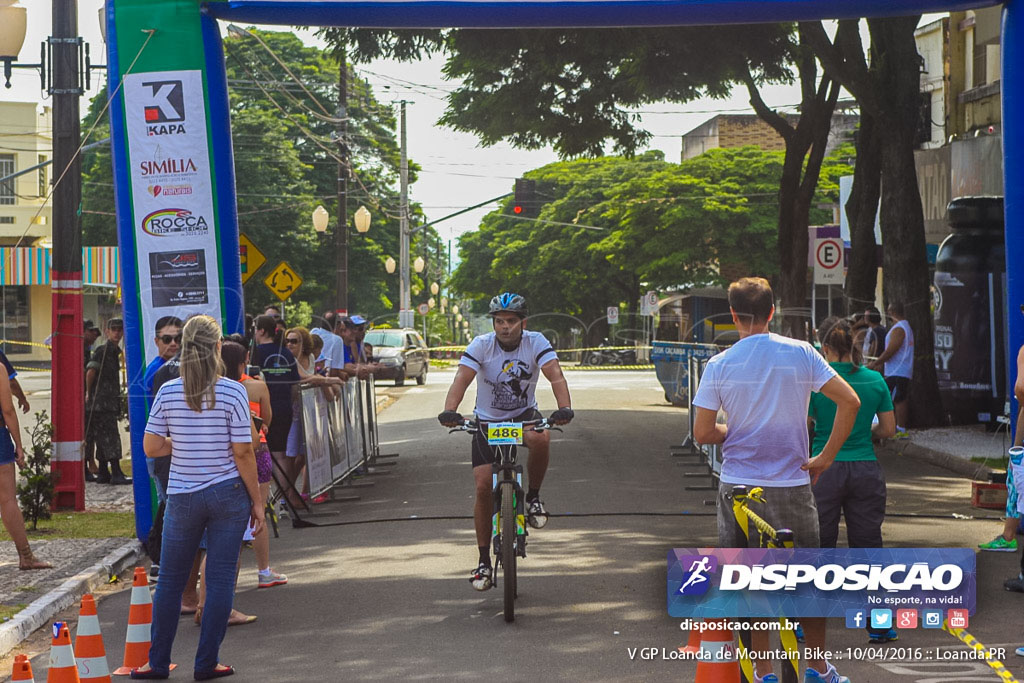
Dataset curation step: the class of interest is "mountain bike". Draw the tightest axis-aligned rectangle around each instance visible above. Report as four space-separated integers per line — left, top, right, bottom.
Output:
728 485 800 683
449 417 561 622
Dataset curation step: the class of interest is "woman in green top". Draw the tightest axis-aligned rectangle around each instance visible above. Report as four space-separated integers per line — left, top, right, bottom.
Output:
808 317 896 549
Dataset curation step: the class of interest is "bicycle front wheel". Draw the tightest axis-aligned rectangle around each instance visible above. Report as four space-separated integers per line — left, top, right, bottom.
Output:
500 479 517 622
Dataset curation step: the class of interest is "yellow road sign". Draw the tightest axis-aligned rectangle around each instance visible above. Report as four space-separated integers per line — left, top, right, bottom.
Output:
239 233 266 284
264 261 302 301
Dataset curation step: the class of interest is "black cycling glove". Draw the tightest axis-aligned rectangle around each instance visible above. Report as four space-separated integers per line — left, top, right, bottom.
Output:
438 410 464 426
549 408 574 425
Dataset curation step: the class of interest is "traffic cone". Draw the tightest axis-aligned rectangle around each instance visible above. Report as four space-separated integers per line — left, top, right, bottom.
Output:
47 622 80 683
694 618 740 683
12 653 35 682
679 621 702 655
74 594 110 683
113 568 151 676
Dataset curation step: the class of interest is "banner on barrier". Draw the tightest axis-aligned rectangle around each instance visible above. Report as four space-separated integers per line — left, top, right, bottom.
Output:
302 387 334 497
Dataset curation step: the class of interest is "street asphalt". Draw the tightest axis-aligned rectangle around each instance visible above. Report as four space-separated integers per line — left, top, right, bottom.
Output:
18 368 1024 682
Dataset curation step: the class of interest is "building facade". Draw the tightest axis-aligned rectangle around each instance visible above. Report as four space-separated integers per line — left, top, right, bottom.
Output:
680 112 860 162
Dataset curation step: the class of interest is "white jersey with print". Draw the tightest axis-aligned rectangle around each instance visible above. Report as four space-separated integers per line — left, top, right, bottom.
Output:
459 330 558 422
884 319 914 379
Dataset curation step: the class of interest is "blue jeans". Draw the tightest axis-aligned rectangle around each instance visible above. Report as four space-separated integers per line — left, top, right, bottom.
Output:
148 477 250 674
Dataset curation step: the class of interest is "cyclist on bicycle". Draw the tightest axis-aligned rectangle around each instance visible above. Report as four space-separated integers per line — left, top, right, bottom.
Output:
438 293 574 591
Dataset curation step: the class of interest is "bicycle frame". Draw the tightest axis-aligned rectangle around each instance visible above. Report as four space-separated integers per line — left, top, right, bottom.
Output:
488 437 527 563
727 485 799 683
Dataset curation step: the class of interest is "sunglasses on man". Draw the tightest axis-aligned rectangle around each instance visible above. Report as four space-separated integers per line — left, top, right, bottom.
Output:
159 334 182 344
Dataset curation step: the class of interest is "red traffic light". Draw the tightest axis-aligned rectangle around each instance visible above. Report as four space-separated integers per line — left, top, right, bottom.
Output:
513 205 523 214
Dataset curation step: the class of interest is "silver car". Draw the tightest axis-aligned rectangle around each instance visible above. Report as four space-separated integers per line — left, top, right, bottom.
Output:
364 328 429 386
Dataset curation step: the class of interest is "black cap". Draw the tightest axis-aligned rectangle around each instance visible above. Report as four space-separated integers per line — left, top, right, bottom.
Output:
83 319 99 332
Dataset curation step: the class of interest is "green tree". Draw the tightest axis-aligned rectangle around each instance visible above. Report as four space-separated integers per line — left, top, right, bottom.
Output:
17 412 54 530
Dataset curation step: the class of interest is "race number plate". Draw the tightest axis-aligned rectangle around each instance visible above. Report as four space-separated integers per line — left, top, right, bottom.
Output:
486 422 523 445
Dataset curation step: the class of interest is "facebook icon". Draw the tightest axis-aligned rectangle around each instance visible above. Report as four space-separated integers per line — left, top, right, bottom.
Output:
845 609 866 629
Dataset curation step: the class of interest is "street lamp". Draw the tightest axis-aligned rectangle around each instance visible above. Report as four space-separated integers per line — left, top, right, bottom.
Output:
428 297 435 309
0 1 104 90
413 256 425 273
354 205 371 234
456 313 463 322
452 305 459 316
384 256 396 274
312 205 329 233
430 281 439 296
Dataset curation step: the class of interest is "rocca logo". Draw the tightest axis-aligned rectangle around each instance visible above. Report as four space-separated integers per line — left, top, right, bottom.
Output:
141 80 186 136
139 158 197 177
141 208 209 237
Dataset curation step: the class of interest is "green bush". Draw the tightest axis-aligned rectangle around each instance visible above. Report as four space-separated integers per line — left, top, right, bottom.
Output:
17 412 54 530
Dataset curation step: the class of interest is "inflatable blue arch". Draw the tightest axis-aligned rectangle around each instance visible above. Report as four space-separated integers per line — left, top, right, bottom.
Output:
106 0 1015 538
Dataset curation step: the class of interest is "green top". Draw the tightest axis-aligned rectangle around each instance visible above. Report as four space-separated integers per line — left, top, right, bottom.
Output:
809 362 894 462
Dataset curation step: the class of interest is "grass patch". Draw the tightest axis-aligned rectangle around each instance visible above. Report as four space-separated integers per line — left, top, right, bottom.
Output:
0 512 135 540
0 604 27 621
971 456 1010 470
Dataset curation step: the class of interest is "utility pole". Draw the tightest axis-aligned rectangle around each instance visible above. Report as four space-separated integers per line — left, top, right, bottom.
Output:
50 0 85 510
399 100 410 319
335 39 349 315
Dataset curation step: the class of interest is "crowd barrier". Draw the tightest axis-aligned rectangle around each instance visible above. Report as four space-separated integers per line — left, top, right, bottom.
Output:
653 341 724 493
277 374 395 528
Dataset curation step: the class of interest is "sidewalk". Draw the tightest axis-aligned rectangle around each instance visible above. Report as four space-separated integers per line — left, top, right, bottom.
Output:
882 422 1012 481
0 384 397 666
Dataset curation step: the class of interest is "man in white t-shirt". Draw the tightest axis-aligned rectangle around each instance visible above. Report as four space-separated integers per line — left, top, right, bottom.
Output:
868 302 914 439
438 292 574 592
692 277 860 683
310 311 347 378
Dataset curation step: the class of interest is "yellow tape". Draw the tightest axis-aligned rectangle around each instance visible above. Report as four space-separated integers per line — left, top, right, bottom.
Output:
0 339 52 350
12 366 49 373
943 621 1019 682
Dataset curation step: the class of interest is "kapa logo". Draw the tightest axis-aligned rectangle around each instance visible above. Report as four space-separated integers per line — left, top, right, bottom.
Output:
677 555 717 596
141 208 209 236
142 80 186 135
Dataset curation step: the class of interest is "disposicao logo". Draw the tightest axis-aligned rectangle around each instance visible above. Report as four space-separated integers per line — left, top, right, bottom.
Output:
141 208 209 237
677 555 717 596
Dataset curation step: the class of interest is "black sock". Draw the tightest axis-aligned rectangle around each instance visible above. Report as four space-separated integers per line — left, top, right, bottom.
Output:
478 546 491 566
526 488 540 502
110 460 125 477
97 461 109 477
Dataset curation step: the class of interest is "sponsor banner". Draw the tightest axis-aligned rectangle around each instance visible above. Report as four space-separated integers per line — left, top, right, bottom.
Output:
667 548 975 618
123 69 222 364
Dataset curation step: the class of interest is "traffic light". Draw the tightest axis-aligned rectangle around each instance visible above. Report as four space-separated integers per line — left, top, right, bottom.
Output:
513 178 537 216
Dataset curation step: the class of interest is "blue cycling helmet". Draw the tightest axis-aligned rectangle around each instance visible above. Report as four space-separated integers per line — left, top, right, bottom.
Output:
488 292 528 318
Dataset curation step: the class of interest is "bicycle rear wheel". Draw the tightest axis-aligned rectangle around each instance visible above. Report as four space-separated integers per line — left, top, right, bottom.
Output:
500 479 516 622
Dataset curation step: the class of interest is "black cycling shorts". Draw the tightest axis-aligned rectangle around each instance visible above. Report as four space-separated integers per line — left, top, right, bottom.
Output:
470 408 543 468
885 375 911 404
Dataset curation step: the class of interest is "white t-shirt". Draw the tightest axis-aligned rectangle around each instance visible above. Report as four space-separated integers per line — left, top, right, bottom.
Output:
884 319 914 379
692 333 837 487
145 377 253 495
311 328 345 370
459 331 558 421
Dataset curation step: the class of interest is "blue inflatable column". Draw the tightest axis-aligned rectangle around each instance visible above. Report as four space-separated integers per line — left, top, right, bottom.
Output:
1003 4 1024 435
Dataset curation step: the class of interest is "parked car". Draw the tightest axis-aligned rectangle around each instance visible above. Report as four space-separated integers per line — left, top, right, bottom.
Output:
364 328 429 386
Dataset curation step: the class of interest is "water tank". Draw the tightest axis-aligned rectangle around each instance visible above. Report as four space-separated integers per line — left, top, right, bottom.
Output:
933 196 1006 425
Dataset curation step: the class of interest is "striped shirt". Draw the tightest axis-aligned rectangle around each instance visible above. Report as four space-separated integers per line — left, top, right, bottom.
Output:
145 377 253 495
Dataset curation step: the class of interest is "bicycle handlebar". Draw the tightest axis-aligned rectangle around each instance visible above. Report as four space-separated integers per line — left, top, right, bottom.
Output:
447 418 563 434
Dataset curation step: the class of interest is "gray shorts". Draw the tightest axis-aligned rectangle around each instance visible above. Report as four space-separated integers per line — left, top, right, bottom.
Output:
717 482 820 548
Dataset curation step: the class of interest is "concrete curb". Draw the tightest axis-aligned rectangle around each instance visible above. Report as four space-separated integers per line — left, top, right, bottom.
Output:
881 440 996 481
0 538 142 658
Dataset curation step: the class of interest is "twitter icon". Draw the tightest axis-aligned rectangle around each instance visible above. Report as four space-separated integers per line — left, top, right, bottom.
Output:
870 609 893 629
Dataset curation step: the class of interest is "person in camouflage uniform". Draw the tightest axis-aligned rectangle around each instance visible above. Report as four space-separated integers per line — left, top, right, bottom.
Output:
86 318 130 485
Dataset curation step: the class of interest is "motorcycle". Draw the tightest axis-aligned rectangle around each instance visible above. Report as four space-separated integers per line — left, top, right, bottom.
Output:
583 339 637 365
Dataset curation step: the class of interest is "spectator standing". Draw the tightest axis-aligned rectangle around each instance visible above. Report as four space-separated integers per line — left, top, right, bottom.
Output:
692 277 860 683
809 317 896 644
251 315 301 508
868 302 913 439
981 343 1024 553
86 318 129 485
82 319 102 480
143 317 182 504
310 311 347 378
859 307 887 359
135 315 263 681
0 366 51 570
82 319 100 366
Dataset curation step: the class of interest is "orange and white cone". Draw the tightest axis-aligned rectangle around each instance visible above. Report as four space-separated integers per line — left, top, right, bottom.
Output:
679 620 702 655
47 622 80 683
112 568 151 676
12 653 36 682
694 618 740 683
74 594 110 683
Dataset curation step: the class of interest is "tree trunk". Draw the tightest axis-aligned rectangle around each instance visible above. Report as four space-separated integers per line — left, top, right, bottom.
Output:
844 111 882 314
776 143 812 340
871 16 943 428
